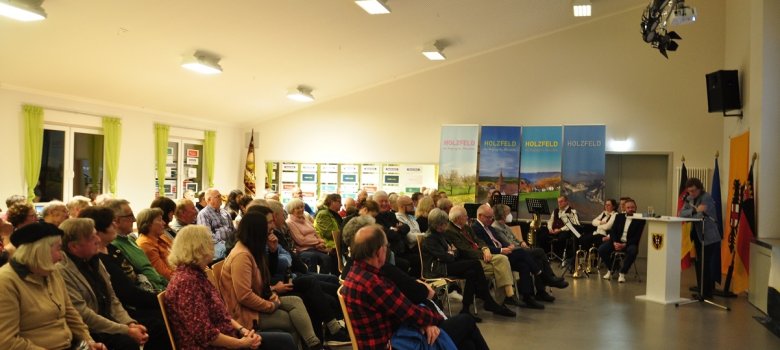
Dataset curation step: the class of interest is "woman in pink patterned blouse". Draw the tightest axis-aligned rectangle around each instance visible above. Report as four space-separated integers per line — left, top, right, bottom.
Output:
164 225 295 349
285 199 332 274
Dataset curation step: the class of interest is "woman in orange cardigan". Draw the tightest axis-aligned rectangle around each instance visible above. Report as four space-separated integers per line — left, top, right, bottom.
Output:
135 208 174 280
218 209 322 350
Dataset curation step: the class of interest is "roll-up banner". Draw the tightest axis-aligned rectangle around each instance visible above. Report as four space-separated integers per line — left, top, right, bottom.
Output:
561 125 606 220
519 126 563 217
438 125 480 205
477 126 522 203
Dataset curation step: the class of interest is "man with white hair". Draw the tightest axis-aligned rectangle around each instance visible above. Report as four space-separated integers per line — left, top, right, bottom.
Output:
444 205 519 308
42 201 69 227
196 188 235 260
473 204 566 307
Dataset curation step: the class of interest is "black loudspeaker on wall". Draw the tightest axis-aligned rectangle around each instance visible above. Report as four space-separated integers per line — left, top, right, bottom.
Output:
705 70 742 116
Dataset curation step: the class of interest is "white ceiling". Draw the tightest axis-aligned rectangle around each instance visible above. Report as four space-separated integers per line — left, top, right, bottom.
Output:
0 0 646 125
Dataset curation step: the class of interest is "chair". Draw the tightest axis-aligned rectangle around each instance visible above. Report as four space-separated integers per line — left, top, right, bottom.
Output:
157 291 178 350
415 235 473 316
337 285 359 350
211 260 224 282
332 229 345 274
609 251 641 282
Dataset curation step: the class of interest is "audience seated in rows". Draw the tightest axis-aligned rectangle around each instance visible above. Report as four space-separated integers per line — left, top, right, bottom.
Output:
422 208 515 318
415 195 435 233
313 193 342 250
59 218 149 350
342 224 489 350
196 188 236 260
164 225 294 349
219 208 325 349
0 222 105 349
150 196 178 240
286 198 332 274
105 199 168 290
169 198 198 234
135 208 174 280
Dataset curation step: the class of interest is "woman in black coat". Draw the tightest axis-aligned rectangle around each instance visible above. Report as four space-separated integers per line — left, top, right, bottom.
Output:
421 208 515 318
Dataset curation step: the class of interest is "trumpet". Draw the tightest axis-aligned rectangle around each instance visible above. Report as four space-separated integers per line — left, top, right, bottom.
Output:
572 245 588 278
585 245 599 274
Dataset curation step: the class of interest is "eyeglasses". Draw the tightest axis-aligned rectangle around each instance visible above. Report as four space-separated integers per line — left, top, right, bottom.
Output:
118 214 135 221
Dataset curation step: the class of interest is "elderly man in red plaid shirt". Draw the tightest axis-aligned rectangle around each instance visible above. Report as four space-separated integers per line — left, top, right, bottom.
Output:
342 224 489 350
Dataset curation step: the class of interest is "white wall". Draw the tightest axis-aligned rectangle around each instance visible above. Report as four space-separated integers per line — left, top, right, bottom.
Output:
722 0 780 240
0 87 243 214
252 1 726 200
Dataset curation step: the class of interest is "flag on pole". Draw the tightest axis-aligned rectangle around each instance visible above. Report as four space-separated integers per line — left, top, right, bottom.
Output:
243 130 256 197
736 156 756 273
678 158 695 269
711 155 723 283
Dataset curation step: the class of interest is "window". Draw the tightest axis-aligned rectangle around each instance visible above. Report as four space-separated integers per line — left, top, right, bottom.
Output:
156 138 203 199
35 125 104 202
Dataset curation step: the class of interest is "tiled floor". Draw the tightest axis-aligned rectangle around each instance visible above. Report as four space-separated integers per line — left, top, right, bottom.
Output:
457 259 780 350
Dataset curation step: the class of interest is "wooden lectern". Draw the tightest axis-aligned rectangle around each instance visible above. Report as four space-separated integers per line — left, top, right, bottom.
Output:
634 216 702 305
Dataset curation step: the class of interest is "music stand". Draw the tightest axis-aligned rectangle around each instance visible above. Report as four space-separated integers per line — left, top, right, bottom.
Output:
525 198 550 216
499 195 519 212
526 198 550 250
464 203 480 220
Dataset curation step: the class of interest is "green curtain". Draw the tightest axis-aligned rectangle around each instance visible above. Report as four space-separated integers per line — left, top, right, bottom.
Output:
102 117 121 194
155 124 170 196
23 105 44 202
204 130 216 188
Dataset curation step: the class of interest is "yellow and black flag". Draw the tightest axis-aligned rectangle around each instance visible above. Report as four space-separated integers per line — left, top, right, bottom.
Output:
244 131 256 196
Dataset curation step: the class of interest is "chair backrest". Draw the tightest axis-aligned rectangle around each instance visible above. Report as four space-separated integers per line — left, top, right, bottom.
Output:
332 229 344 274
157 291 178 350
337 285 359 350
510 225 523 243
415 235 426 279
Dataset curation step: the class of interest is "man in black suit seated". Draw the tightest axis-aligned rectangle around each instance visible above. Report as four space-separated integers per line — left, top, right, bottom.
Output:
472 204 567 309
598 199 646 283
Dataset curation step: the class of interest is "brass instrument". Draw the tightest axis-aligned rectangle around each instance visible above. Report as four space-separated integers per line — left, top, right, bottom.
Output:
572 245 588 278
585 245 599 274
528 213 541 247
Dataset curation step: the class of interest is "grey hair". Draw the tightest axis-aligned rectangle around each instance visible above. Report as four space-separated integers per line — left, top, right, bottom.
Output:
42 201 67 218
285 198 305 213
449 205 467 222
427 208 450 230
342 215 376 248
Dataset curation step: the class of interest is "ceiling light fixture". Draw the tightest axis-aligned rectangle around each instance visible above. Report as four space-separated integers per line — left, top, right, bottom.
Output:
181 51 223 75
422 41 446 61
572 0 592 17
287 86 315 102
0 0 47 22
355 0 390 15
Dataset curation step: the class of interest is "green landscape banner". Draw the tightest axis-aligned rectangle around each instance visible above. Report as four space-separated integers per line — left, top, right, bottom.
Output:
438 125 479 205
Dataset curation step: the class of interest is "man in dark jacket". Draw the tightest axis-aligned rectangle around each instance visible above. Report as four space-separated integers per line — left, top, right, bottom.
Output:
598 199 646 283
373 191 414 275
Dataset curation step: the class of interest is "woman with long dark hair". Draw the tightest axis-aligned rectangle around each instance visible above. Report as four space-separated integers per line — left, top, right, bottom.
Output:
219 210 322 349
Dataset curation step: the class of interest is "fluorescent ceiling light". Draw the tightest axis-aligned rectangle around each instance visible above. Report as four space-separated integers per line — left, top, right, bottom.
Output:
0 0 47 22
287 86 314 102
355 0 390 15
422 41 446 61
572 0 592 17
181 52 223 75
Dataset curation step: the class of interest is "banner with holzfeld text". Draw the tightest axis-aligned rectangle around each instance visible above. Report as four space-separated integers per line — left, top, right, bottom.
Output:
561 125 606 220
519 126 563 204
438 125 479 205
477 126 522 203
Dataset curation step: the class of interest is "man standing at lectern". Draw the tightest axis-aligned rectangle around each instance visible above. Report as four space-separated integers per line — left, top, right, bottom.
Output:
679 177 721 299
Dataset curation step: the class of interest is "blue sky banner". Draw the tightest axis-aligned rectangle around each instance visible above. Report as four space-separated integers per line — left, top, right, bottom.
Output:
438 125 479 204
477 126 521 203
519 126 562 201
561 125 606 219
